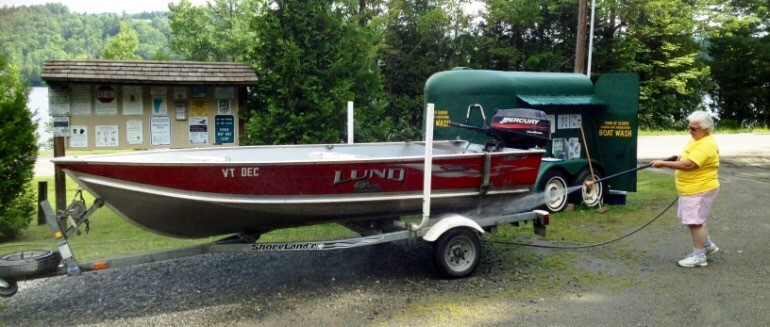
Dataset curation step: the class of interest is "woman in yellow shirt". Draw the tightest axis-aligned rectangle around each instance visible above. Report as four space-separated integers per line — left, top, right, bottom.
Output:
651 111 720 267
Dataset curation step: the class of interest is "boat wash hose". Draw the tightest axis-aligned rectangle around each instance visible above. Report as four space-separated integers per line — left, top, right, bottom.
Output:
484 196 677 249
488 157 680 249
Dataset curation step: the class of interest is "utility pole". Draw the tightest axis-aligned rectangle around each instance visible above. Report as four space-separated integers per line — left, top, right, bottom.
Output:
574 0 588 74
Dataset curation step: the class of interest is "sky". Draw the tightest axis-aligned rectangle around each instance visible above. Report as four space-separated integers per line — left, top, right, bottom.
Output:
0 0 210 14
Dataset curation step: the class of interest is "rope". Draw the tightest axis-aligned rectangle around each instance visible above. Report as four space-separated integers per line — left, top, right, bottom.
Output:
484 196 678 249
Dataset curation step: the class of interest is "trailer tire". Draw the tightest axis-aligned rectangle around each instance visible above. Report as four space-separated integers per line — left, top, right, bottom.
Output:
0 279 17 298
432 228 481 279
540 170 569 212
0 250 61 279
573 167 606 207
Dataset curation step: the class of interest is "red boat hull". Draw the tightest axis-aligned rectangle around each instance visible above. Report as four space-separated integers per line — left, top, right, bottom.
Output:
55 142 544 238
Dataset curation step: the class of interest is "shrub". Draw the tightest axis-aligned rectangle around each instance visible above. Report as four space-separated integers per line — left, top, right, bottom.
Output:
717 119 742 130
0 53 37 240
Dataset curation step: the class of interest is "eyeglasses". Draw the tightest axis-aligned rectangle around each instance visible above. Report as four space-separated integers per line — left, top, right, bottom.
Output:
688 126 700 132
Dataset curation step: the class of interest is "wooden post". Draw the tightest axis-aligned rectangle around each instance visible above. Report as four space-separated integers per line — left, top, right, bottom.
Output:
574 0 588 74
237 86 248 144
54 136 67 229
37 181 48 225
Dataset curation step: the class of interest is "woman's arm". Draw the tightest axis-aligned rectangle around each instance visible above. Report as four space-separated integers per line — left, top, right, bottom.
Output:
651 158 699 170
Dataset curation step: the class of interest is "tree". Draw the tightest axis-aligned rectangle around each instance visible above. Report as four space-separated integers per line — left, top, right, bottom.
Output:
168 0 255 62
244 0 389 144
132 16 173 60
707 0 770 127
586 0 714 128
0 53 37 240
1 4 174 84
477 0 578 71
102 21 141 60
377 0 477 140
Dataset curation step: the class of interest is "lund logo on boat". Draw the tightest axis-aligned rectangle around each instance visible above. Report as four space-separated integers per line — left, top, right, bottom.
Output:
333 168 406 185
354 181 381 193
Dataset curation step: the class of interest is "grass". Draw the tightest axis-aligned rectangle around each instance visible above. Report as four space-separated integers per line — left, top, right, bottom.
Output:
489 169 676 248
473 169 678 298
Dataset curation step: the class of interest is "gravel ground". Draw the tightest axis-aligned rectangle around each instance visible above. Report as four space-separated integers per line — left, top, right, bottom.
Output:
5 134 769 326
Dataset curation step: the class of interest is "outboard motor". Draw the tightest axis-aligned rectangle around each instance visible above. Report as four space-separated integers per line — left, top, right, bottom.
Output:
488 109 551 149
449 108 551 150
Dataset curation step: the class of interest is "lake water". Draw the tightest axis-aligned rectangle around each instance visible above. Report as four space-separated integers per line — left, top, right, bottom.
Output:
28 86 51 146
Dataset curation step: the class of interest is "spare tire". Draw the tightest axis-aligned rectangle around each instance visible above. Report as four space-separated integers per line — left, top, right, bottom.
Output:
0 250 62 278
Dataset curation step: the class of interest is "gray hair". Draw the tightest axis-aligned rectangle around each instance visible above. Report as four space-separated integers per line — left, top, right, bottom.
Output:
687 111 715 133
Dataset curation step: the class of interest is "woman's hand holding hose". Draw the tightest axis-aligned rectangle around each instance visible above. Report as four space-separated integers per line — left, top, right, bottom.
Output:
585 155 679 190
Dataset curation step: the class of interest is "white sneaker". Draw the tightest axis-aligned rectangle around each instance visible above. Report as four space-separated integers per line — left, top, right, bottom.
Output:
705 243 719 256
678 253 707 268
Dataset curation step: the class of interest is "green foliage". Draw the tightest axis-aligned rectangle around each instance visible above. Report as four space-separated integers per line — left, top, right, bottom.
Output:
0 4 174 85
102 22 141 60
244 0 389 144
168 0 255 62
477 0 577 71
377 0 477 141
589 0 713 129
0 53 37 240
706 0 770 127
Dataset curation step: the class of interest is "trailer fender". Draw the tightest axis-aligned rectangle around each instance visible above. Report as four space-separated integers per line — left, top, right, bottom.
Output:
423 214 484 242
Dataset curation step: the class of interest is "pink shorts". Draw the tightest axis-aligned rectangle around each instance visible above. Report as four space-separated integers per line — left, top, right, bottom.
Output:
678 188 719 225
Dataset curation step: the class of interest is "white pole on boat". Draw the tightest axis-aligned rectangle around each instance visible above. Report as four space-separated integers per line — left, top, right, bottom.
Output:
347 101 354 144
411 103 435 231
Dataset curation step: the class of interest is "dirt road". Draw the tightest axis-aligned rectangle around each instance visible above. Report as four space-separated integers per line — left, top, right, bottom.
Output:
8 134 769 326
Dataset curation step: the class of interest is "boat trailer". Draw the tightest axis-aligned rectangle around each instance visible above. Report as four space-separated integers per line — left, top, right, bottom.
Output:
0 197 548 298
0 104 548 297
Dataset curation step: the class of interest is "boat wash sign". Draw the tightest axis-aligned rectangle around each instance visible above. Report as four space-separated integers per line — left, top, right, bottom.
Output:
41 60 257 150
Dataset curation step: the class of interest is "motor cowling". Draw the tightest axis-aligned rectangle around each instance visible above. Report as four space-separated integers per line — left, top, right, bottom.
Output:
489 109 551 149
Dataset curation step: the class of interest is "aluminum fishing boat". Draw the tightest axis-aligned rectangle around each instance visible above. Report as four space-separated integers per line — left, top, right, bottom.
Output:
53 140 544 238
52 108 551 238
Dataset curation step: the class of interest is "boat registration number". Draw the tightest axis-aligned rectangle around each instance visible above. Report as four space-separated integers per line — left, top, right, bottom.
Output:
221 167 260 178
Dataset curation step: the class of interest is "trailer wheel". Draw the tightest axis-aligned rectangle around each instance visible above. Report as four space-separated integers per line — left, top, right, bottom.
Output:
540 170 569 212
432 228 481 278
573 168 605 207
0 250 61 279
0 279 17 298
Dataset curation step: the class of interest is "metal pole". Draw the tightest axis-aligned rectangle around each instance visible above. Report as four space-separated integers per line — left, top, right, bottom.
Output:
412 103 435 232
587 0 596 76
347 101 354 144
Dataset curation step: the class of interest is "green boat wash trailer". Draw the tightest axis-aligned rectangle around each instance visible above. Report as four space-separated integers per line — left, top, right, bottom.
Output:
424 69 639 212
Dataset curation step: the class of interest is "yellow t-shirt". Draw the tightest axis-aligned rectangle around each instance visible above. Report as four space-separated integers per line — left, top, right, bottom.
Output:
675 134 720 195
